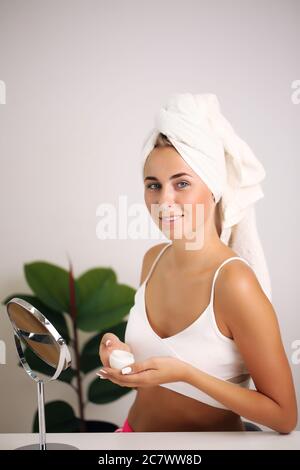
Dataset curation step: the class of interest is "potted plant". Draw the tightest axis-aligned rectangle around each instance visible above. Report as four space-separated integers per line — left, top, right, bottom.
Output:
2 256 136 432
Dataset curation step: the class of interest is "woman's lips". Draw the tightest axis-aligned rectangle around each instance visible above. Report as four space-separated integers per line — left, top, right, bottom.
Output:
159 214 184 223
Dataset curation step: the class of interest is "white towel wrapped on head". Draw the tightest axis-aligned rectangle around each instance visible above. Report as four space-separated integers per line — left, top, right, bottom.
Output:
141 93 272 301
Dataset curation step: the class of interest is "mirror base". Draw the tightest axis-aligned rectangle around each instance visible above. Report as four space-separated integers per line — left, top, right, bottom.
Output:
16 443 78 450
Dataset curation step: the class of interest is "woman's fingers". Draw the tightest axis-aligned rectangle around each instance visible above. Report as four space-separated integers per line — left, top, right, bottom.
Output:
100 333 132 353
99 333 134 369
97 372 138 388
99 333 121 367
98 334 115 367
100 333 119 348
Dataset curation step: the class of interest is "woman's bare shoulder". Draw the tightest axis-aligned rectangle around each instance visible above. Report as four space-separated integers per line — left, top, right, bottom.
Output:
144 242 170 259
139 243 170 285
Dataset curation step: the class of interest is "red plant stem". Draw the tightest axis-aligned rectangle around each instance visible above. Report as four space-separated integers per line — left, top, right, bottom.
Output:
68 258 86 432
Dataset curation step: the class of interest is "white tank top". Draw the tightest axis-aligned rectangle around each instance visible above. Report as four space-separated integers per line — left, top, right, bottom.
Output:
125 242 252 410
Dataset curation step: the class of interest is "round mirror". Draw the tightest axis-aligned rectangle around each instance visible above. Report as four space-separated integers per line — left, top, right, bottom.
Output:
6 297 76 450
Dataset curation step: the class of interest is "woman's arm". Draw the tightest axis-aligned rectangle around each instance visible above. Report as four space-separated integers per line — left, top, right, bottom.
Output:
184 262 298 434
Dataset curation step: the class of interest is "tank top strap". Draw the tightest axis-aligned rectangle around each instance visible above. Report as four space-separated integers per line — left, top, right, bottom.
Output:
208 256 251 305
143 242 173 285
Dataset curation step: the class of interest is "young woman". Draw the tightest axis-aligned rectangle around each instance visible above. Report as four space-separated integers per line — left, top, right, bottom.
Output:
98 95 298 433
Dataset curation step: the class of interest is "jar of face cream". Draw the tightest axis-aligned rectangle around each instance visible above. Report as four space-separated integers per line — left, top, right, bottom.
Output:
109 349 135 370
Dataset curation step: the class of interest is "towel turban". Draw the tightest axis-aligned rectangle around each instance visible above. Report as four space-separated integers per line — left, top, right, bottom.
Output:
141 93 272 301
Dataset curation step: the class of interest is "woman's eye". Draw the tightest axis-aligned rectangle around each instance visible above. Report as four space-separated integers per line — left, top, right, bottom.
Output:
177 181 190 189
146 183 160 190
145 181 190 190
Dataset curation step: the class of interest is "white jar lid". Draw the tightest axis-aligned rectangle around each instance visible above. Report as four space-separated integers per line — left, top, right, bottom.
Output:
109 349 135 370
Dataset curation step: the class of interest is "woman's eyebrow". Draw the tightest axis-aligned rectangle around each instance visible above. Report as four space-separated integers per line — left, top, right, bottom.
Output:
144 172 193 182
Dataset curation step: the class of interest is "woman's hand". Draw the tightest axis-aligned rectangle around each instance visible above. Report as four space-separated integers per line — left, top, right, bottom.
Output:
96 356 191 388
99 332 133 368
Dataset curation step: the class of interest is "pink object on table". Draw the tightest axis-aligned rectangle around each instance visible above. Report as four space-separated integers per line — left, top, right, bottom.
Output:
114 417 134 432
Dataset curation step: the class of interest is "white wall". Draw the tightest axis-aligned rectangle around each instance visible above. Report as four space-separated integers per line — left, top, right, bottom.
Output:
0 0 299 432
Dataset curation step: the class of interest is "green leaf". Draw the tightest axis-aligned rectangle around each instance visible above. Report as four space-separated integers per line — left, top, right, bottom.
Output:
33 401 79 432
57 367 77 385
76 268 116 308
88 376 132 404
2 294 70 343
77 279 135 332
80 333 102 374
24 262 72 312
80 322 127 373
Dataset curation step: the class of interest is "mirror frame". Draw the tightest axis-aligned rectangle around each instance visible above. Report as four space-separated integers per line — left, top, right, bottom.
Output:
6 297 71 382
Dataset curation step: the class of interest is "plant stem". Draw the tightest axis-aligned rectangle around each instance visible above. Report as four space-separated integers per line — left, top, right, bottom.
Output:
68 257 86 432
69 383 78 393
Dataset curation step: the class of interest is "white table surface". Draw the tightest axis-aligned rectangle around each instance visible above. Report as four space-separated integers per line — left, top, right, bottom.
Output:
0 431 299 450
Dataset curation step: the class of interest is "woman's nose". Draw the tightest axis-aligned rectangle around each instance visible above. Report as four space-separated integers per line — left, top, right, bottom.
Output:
156 186 175 207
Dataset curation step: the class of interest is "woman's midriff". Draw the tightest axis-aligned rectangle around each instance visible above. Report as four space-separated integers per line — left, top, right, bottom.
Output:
127 385 246 432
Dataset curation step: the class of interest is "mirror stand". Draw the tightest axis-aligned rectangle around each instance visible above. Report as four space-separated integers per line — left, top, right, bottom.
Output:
7 298 78 450
17 380 76 450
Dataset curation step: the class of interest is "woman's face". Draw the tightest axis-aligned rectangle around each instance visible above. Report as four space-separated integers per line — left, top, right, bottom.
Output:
143 146 215 240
